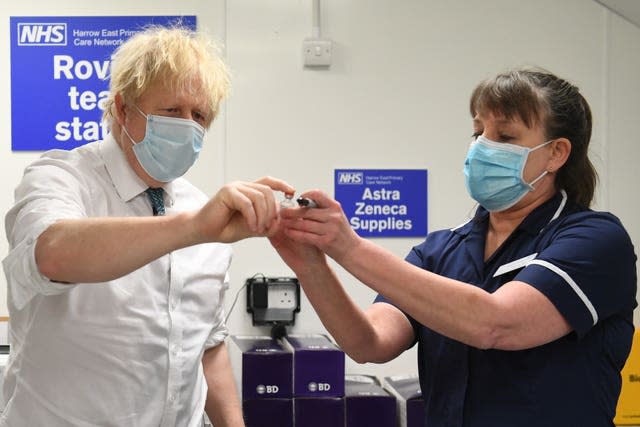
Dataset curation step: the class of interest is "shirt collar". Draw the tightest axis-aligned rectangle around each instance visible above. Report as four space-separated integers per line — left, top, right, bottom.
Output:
452 190 569 237
99 133 177 206
518 189 568 235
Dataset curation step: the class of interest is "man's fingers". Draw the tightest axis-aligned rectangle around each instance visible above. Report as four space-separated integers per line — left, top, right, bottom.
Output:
254 176 295 196
227 186 258 232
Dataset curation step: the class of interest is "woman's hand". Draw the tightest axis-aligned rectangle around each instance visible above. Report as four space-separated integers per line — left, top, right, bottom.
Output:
277 190 362 263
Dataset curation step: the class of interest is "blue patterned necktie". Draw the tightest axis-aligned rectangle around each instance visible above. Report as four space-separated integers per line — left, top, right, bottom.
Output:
145 187 165 216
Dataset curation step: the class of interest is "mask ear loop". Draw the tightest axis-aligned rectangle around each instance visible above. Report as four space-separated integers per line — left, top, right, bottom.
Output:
525 139 555 189
531 139 555 152
134 105 148 119
122 105 149 145
121 125 138 145
527 170 548 189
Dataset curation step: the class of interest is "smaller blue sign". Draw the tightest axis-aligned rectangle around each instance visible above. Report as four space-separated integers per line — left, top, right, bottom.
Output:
334 169 428 238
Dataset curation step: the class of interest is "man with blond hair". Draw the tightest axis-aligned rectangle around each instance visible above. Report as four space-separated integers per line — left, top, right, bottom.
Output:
2 26 291 426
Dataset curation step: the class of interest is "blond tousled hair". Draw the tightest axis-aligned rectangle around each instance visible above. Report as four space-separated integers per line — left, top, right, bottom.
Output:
103 25 230 128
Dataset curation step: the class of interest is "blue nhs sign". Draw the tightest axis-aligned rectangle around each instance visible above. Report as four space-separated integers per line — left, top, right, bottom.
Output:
334 169 428 238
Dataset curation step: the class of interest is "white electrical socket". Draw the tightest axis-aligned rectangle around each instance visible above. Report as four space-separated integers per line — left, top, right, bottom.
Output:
267 283 298 309
302 38 332 67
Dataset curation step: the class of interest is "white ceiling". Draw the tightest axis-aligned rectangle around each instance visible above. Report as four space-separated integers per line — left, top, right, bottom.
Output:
596 0 640 27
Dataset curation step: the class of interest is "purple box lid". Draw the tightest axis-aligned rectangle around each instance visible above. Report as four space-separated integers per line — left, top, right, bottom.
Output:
384 374 422 400
345 375 390 397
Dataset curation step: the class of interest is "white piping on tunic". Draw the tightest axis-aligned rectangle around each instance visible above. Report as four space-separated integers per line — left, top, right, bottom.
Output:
527 259 598 325
493 253 538 277
450 219 472 232
548 189 568 224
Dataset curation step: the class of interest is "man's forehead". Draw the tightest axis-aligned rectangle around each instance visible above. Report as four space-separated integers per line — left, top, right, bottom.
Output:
140 81 207 106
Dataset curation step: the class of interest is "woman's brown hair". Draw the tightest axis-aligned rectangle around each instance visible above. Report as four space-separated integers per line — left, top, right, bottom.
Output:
470 69 597 208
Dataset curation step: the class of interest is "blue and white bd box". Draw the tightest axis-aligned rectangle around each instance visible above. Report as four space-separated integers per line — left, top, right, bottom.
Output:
242 398 293 427
384 374 425 427
282 334 345 397
294 397 345 427
229 335 293 399
345 375 396 427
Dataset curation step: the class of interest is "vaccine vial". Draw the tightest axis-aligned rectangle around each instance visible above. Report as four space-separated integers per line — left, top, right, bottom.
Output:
280 194 296 209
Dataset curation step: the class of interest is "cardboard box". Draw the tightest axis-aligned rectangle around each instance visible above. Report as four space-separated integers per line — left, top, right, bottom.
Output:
282 334 345 397
615 330 640 425
384 374 425 427
345 375 396 427
294 397 345 427
229 335 293 400
243 398 293 427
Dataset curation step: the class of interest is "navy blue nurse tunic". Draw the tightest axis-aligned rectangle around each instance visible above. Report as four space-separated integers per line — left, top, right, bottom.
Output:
376 190 637 427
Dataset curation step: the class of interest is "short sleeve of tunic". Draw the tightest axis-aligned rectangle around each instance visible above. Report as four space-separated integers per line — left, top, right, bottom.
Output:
516 211 637 338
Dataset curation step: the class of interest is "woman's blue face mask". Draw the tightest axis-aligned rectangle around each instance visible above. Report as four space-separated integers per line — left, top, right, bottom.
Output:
123 106 205 183
463 135 552 212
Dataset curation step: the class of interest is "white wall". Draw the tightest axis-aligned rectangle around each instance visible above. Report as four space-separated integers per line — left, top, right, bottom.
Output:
1 0 639 379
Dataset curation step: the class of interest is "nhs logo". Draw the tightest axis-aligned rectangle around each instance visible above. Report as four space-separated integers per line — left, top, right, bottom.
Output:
17 23 67 46
337 171 364 185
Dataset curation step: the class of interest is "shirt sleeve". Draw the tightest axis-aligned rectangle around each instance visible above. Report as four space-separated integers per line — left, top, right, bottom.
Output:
515 212 637 338
204 272 231 349
3 153 89 310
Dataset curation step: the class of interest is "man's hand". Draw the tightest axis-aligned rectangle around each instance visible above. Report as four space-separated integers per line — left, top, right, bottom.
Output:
193 176 294 243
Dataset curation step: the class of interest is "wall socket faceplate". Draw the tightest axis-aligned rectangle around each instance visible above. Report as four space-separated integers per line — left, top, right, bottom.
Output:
267 282 298 309
302 38 332 67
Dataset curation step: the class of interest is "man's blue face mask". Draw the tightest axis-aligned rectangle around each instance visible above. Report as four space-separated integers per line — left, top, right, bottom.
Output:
463 135 552 212
123 106 205 183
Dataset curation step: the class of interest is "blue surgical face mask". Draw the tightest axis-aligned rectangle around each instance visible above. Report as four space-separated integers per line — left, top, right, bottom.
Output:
122 106 205 183
463 135 552 212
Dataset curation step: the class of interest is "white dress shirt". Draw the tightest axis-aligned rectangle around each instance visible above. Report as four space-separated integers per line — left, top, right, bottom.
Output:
1 135 232 427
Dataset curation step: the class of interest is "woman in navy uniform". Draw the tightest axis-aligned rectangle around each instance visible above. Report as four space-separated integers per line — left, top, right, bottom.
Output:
272 68 637 426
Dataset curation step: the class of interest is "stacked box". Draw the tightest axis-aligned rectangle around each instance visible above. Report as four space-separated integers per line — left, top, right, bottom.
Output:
229 335 294 427
345 375 396 427
384 374 425 427
234 334 408 426
282 334 346 425
243 398 294 427
294 397 344 427
282 334 345 398
229 335 293 399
